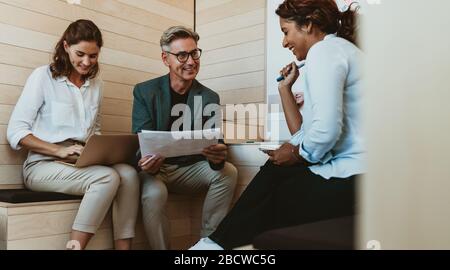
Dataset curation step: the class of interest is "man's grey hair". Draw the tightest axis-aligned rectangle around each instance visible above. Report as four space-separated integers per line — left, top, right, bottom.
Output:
160 26 200 51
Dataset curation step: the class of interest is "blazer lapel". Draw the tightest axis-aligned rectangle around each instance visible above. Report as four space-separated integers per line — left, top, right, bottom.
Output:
187 80 203 130
157 74 171 131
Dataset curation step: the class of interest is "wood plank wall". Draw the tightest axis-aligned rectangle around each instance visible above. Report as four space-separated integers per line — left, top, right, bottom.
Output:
0 0 194 189
195 0 267 142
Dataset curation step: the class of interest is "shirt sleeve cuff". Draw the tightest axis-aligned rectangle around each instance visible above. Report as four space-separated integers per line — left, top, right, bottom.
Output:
289 128 304 146
9 130 33 150
293 129 333 164
299 141 333 164
294 130 319 163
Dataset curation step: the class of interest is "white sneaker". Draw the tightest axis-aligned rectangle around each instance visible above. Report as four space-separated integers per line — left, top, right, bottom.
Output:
189 237 224 250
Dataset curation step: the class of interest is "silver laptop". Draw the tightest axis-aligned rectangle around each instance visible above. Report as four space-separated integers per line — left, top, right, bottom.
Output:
58 134 139 168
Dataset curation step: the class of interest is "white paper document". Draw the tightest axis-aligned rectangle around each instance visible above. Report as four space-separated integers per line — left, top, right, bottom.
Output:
138 129 221 158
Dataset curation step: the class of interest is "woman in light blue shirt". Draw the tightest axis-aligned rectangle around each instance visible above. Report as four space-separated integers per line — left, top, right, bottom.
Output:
190 0 365 250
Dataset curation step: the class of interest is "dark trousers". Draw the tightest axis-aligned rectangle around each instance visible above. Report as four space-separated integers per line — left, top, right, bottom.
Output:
209 161 357 249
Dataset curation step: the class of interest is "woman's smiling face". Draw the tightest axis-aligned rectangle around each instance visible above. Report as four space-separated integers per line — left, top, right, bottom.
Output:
279 17 310 61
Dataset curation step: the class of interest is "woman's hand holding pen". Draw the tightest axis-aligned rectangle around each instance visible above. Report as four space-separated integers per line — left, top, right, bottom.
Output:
278 62 300 91
54 144 84 160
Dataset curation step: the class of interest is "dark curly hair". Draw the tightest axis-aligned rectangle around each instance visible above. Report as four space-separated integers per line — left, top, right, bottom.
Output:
50 19 103 80
275 0 359 46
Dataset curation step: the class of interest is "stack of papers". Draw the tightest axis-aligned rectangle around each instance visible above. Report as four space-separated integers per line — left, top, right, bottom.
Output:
258 142 282 151
138 129 221 158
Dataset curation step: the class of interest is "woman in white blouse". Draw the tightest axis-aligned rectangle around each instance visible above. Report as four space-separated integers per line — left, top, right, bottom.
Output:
191 0 365 250
7 20 139 250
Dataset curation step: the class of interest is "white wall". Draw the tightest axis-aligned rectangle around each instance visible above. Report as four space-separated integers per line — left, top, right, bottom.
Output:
265 0 304 141
359 0 450 249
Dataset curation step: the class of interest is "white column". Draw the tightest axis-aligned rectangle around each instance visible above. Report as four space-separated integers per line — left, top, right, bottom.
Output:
359 0 450 249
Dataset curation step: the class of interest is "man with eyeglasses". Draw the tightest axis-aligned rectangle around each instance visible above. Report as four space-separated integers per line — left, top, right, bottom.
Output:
132 26 238 250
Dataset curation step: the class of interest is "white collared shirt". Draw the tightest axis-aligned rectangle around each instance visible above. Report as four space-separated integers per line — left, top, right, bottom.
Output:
289 34 366 179
7 65 102 150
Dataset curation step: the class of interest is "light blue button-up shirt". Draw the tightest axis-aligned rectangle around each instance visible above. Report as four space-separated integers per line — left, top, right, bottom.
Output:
289 34 366 179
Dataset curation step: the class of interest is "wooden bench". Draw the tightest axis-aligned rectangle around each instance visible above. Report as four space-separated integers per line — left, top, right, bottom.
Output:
0 194 194 250
0 143 268 250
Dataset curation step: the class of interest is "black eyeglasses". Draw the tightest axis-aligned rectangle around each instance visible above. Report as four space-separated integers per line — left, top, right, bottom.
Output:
164 48 202 63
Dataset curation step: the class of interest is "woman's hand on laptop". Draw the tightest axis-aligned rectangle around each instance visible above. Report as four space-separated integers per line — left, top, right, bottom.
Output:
139 154 165 175
54 144 84 159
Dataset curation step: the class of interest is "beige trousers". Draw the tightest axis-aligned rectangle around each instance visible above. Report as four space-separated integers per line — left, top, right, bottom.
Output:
23 160 140 240
140 160 238 250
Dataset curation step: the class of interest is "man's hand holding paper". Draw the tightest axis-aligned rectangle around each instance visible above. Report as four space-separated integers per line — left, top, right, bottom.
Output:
139 154 165 174
138 128 222 161
202 144 227 165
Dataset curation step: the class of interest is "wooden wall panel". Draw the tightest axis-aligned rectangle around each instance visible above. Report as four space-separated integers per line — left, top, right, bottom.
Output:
196 0 265 25
200 24 265 51
197 8 265 37
117 0 193 26
201 71 264 92
0 165 23 187
202 40 265 65
196 0 232 12
196 1 266 141
196 1 266 131
197 55 264 80
58 0 192 30
0 125 8 144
